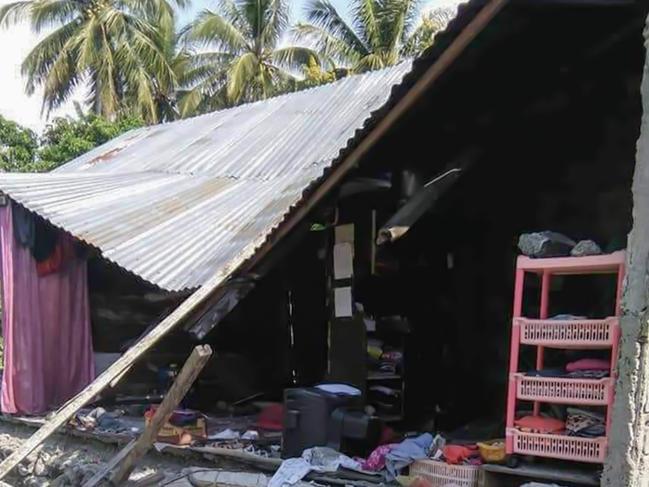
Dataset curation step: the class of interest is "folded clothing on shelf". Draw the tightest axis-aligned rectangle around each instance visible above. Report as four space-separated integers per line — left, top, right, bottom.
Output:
566 358 610 372
566 407 606 438
525 368 566 378
525 356 611 380
514 415 565 434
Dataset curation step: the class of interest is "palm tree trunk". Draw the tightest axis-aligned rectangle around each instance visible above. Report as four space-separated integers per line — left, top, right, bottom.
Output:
92 71 102 116
602 12 649 487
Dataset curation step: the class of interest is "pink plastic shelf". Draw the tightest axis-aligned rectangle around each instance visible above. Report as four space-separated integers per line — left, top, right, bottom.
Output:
514 374 612 405
516 317 618 349
516 251 625 275
410 459 482 487
507 429 607 463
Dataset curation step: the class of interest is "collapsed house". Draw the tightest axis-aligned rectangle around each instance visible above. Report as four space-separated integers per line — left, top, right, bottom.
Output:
0 0 648 485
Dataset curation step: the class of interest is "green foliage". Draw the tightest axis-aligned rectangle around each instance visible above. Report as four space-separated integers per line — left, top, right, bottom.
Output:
0 0 186 124
0 115 38 172
38 114 143 169
179 0 324 115
0 114 143 173
297 55 339 89
295 1 454 73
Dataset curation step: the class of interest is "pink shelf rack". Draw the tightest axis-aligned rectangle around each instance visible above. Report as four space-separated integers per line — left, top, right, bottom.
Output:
505 251 625 463
507 429 607 463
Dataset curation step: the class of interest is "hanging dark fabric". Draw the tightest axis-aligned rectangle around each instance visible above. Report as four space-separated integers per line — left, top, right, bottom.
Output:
32 218 59 263
11 204 35 249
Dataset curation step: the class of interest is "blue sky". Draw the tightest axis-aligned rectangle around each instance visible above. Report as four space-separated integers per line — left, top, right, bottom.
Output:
177 0 351 25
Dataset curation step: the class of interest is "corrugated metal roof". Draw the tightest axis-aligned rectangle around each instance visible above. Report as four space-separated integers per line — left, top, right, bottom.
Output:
0 62 412 291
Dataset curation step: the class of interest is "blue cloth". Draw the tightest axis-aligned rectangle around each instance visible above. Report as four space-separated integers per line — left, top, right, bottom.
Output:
385 433 433 479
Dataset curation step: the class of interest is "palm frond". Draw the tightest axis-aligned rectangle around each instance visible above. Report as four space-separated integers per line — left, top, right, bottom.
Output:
401 6 454 57
40 41 81 114
293 22 361 68
351 0 380 51
260 0 289 49
30 0 78 32
303 0 368 58
21 19 80 92
226 51 258 102
353 52 384 73
217 0 250 38
271 46 322 71
381 0 420 54
0 1 33 27
184 9 249 54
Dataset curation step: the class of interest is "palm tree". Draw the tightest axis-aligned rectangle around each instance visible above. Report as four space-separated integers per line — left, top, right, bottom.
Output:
179 0 322 115
0 0 185 123
401 7 455 57
295 0 454 73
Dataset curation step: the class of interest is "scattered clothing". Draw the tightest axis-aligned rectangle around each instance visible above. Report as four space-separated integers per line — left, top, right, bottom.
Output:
316 384 361 396
0 202 94 415
255 404 284 431
360 444 396 471
269 447 360 487
385 433 433 479
566 358 610 372
442 445 479 465
515 416 565 434
210 428 241 441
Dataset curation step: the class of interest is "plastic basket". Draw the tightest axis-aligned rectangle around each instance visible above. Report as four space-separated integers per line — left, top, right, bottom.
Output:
410 459 482 487
476 440 506 463
515 374 613 406
517 317 618 349
507 429 606 463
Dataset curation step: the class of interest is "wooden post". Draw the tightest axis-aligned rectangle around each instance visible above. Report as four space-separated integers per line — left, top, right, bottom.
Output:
602 13 649 487
108 345 212 486
81 440 137 487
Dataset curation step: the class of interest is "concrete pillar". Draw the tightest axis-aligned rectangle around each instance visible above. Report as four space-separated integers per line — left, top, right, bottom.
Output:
602 15 649 487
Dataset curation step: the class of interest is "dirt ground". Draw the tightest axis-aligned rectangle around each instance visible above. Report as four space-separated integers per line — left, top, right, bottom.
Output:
0 420 221 486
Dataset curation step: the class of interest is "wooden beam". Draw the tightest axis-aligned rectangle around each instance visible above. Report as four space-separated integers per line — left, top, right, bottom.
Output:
0 0 507 479
82 439 137 487
109 345 212 485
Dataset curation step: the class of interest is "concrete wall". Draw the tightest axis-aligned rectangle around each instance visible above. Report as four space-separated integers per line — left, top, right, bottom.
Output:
603 13 649 487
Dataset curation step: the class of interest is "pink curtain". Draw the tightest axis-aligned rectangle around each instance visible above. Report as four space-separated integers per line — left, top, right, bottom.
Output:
0 203 94 415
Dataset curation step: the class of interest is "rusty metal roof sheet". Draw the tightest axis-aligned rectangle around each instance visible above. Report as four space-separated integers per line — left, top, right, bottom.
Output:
0 63 412 291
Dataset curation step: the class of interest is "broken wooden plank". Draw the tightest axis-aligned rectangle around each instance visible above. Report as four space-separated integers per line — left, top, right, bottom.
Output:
109 345 213 485
82 439 137 487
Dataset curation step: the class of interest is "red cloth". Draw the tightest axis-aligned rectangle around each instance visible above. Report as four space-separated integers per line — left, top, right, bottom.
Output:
0 203 95 414
35 241 63 276
442 445 478 465
255 403 284 431
515 415 565 434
